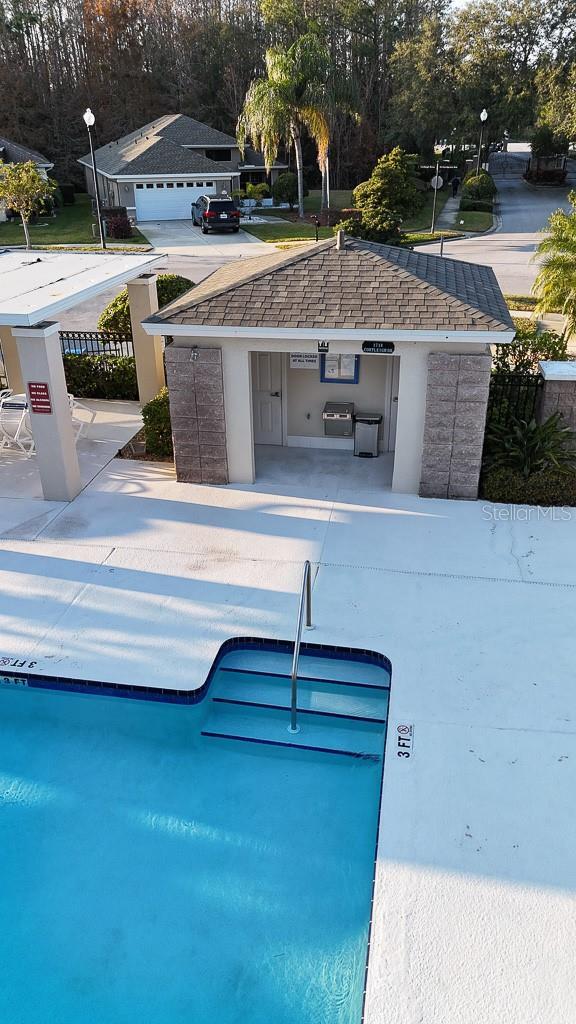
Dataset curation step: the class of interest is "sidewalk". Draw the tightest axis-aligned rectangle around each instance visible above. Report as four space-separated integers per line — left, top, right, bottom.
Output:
435 194 460 229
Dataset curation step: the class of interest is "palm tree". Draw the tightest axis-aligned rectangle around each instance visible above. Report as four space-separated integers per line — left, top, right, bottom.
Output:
237 33 331 219
534 191 576 335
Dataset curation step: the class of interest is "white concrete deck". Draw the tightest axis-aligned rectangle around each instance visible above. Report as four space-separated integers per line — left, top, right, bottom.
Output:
0 400 141 499
0 459 575 1022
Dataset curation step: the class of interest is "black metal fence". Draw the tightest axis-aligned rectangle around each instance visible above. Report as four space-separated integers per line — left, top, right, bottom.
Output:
59 330 134 358
487 372 544 428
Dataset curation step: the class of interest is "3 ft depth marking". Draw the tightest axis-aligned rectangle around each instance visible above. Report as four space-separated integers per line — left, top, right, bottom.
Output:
396 724 414 758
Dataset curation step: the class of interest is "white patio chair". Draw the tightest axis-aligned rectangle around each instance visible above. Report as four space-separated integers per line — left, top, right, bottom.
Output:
0 392 34 456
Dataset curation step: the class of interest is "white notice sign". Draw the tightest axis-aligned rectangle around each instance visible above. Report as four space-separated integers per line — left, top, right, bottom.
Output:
290 353 319 369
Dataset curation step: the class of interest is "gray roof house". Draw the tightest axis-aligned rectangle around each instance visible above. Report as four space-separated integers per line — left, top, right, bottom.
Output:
0 136 53 172
142 233 514 500
0 135 54 223
78 113 288 222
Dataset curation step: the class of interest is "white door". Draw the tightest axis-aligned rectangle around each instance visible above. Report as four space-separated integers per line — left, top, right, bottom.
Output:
252 353 283 445
134 183 214 221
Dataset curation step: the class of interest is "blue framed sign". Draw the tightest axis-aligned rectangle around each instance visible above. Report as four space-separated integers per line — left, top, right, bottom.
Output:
320 354 360 383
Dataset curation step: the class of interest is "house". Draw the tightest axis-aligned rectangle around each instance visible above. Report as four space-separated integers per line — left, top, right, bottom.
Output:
78 114 288 222
0 136 53 221
142 232 515 499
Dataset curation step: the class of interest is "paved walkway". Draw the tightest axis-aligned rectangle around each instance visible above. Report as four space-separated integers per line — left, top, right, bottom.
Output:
417 144 574 294
0 457 575 1023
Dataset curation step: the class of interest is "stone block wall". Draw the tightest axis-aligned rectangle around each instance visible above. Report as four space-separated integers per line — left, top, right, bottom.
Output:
164 345 229 484
420 351 491 500
538 379 576 430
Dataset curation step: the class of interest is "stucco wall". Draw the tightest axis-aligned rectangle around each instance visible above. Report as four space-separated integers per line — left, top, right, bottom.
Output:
166 336 491 494
286 355 398 450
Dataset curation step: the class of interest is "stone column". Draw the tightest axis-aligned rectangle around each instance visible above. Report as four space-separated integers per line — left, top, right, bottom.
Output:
164 344 228 484
538 362 576 428
419 352 491 500
127 274 165 405
12 321 81 501
0 326 24 393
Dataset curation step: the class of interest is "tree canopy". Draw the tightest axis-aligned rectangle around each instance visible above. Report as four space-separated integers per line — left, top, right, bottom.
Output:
1 0 576 190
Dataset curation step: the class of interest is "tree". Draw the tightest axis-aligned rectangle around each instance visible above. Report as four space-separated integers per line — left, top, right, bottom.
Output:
353 148 422 229
531 124 569 157
272 171 298 207
533 192 576 335
98 274 193 334
0 161 56 249
335 148 423 242
237 33 331 217
388 17 457 155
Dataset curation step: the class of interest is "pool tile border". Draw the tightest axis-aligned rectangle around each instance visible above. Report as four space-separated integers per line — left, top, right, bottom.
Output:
0 636 391 703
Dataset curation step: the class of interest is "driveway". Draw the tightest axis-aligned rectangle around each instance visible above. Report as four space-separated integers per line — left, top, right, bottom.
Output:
418 144 574 294
139 218 270 258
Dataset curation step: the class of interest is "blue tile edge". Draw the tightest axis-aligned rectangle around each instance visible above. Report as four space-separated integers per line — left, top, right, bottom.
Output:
0 636 392 705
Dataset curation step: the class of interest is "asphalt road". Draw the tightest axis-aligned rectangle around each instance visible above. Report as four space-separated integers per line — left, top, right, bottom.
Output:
417 146 574 295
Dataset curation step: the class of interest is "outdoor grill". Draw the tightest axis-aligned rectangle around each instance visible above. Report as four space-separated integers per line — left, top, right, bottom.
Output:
322 401 354 437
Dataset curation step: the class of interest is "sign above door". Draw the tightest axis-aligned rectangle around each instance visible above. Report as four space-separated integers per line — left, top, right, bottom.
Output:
362 341 395 354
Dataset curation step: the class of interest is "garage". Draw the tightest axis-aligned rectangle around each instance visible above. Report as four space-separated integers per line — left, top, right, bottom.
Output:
134 181 215 221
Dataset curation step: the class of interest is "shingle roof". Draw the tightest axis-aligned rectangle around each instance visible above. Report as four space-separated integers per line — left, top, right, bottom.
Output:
0 135 52 167
157 115 237 148
78 115 236 177
151 235 515 333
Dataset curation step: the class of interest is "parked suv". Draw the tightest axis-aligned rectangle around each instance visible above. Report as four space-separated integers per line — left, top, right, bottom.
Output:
192 195 241 233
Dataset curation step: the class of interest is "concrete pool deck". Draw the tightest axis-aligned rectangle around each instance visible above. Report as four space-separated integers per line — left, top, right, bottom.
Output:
0 458 575 1022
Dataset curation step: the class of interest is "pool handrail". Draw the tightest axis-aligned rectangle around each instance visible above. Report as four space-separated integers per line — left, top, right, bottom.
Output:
288 560 313 734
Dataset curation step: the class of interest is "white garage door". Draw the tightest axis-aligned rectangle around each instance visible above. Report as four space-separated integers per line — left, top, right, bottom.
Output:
134 182 216 221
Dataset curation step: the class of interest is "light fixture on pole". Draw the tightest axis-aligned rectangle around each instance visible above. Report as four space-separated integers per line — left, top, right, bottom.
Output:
83 108 106 250
476 109 488 176
430 143 444 236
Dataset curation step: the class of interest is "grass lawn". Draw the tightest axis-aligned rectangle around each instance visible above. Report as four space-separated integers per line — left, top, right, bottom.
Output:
454 209 493 232
242 222 333 243
0 194 149 246
401 190 450 232
303 189 353 213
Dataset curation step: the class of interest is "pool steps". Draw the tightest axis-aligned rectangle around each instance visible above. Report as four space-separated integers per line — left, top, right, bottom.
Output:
202 650 389 760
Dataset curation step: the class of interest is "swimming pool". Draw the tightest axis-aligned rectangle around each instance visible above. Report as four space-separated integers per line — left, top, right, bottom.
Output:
0 643 390 1023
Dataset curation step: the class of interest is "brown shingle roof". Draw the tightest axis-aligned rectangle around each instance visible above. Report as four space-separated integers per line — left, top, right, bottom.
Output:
151 235 515 333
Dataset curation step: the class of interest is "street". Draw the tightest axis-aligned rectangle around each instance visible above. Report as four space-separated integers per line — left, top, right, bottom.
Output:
418 144 573 294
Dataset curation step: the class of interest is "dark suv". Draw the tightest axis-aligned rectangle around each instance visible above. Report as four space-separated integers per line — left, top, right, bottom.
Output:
192 195 241 234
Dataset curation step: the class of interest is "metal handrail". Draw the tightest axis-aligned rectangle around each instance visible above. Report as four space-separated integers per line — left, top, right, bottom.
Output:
288 560 313 734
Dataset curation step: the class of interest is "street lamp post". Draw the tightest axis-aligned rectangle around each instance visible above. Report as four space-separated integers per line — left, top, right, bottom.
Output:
476 108 488 175
430 143 444 236
83 108 106 250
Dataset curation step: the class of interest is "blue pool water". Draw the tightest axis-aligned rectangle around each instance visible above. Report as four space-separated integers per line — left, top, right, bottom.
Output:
0 648 389 1023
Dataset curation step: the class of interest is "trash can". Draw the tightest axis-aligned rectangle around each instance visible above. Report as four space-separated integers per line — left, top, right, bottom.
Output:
354 413 382 457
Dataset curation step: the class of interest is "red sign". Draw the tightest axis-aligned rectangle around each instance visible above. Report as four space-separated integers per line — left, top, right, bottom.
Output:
27 381 52 415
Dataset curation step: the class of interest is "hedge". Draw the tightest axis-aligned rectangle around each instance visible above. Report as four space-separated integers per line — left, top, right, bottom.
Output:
63 354 138 400
459 198 493 212
482 466 576 506
142 387 173 457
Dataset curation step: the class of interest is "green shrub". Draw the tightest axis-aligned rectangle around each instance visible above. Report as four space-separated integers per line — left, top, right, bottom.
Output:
246 182 270 202
482 466 576 505
98 274 193 334
63 354 137 400
459 198 493 212
462 171 497 201
484 413 576 478
142 387 173 458
332 216 401 244
272 171 299 207
493 319 568 374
